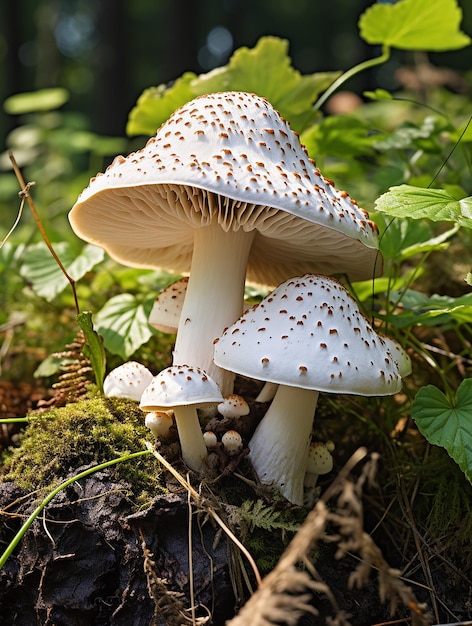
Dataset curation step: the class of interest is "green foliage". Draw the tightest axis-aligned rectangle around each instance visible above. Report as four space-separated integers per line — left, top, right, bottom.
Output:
0 395 161 503
239 499 301 534
94 292 156 359
4 88 70 114
359 0 471 50
77 311 106 393
18 241 105 301
375 185 472 228
412 380 472 482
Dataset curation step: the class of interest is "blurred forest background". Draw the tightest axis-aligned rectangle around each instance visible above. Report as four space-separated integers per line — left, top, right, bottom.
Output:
2 0 472 143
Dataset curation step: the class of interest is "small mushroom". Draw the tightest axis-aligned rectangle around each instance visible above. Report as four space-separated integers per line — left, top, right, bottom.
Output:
140 364 223 473
221 430 243 456
103 361 153 401
149 277 189 334
203 430 218 449
303 441 335 508
214 274 411 505
217 394 250 419
145 411 174 441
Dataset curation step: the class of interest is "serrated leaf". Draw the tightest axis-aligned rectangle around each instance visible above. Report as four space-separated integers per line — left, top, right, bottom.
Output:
375 185 472 227
19 242 105 300
412 380 472 482
77 311 106 393
94 293 153 359
359 0 471 51
4 88 69 114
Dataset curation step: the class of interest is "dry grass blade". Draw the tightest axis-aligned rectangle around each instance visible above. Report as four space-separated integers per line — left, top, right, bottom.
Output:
227 449 435 626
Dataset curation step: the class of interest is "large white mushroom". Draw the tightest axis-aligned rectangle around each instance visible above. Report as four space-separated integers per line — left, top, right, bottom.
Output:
69 92 381 396
140 364 223 473
213 274 411 505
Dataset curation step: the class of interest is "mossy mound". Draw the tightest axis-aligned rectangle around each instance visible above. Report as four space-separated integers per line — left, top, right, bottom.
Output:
0 394 163 506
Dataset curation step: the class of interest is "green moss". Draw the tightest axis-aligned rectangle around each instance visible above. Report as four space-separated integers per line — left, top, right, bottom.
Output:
0 394 164 507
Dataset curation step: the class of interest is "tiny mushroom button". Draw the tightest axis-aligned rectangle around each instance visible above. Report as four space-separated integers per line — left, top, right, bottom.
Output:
140 364 223 473
69 92 381 396
213 274 411 505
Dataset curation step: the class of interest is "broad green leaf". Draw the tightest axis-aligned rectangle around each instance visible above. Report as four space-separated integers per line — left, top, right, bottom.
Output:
4 88 69 114
127 36 339 136
375 185 472 227
19 242 105 300
373 117 441 152
77 311 106 393
359 0 471 51
301 115 379 160
94 293 153 359
412 380 472 482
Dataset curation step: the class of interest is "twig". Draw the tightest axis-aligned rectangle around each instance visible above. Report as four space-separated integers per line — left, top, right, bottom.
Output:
8 151 80 316
145 441 262 586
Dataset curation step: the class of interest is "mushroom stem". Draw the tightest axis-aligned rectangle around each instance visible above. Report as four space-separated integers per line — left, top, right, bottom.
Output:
248 385 319 505
173 220 255 395
173 405 209 473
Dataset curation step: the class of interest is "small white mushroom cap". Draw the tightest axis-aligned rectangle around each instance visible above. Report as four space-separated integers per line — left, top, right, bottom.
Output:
103 361 154 401
203 430 218 448
149 277 189 334
306 441 334 476
140 365 223 472
221 430 243 456
140 365 223 410
145 411 173 440
217 394 250 418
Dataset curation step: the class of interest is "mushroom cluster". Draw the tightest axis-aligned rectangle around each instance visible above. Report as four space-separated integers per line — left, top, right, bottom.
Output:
69 91 410 491
70 91 380 397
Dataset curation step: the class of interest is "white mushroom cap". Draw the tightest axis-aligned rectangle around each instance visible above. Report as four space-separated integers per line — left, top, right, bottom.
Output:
140 364 223 473
381 336 412 378
140 364 223 410
214 274 407 396
103 361 154 401
203 430 218 448
217 394 250 418
221 430 243 456
149 277 188 334
69 92 380 284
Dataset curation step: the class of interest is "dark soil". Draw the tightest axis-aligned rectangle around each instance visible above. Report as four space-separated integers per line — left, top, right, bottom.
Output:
0 469 235 626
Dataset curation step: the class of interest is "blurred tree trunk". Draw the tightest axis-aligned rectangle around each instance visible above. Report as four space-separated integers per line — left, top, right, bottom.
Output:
164 0 200 81
94 0 129 136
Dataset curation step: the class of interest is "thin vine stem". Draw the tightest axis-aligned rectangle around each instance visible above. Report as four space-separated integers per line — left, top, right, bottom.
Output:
8 151 80 316
313 44 391 112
